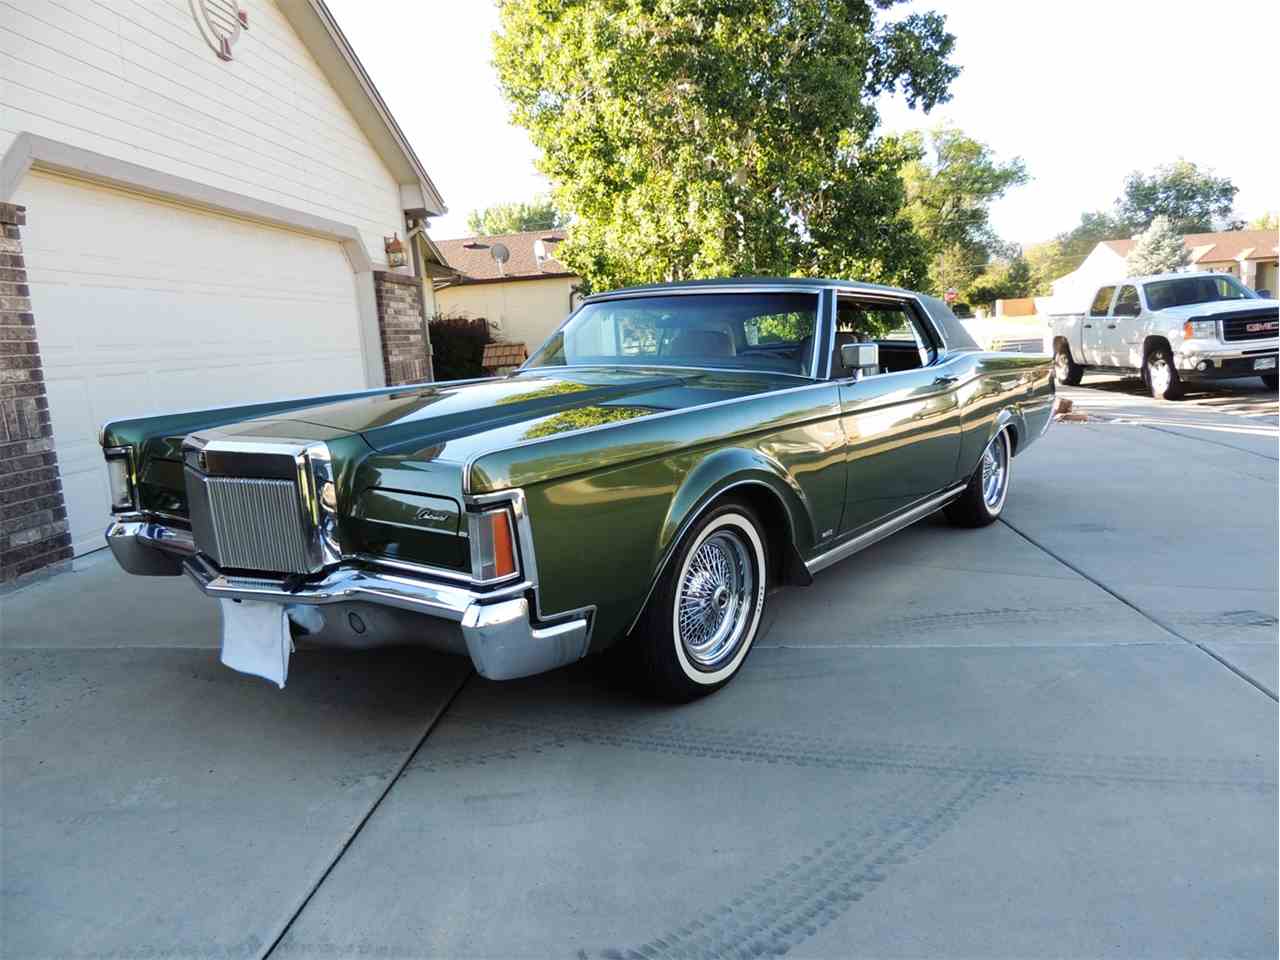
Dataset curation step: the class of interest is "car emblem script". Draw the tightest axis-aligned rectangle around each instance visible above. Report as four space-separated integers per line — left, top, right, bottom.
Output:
416 508 450 524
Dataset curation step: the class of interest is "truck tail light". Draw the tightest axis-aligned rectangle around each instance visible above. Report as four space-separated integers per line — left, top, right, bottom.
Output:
470 508 518 581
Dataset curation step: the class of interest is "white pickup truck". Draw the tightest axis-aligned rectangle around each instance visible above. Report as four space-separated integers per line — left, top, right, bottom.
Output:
1050 271 1279 399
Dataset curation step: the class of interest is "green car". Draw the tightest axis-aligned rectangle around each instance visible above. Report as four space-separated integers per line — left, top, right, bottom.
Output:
102 279 1054 700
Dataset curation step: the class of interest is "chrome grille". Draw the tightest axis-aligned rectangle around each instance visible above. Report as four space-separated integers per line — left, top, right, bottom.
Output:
187 470 313 574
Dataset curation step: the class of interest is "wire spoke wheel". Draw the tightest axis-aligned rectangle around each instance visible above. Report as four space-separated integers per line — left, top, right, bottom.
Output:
675 529 755 670
981 433 1008 509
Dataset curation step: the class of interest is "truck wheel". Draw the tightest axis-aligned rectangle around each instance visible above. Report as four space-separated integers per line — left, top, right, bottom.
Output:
946 428 1011 528
1053 345 1083 386
632 499 768 701
1262 373 1278 391
1144 345 1184 400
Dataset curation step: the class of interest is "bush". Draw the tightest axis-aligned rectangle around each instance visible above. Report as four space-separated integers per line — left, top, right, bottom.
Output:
430 314 493 381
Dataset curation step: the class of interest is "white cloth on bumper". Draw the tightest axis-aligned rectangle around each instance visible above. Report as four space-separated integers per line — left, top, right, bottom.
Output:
219 599 292 689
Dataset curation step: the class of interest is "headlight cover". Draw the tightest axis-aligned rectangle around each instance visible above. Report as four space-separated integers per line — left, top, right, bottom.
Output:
104 446 136 512
1183 319 1218 341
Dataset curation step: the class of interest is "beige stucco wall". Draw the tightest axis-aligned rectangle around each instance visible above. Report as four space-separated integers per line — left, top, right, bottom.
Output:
436 276 578 349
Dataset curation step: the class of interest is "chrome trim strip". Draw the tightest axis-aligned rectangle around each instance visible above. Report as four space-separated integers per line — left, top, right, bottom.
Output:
517 363 816 382
581 283 829 302
804 484 966 575
356 553 477 584
139 522 196 555
460 380 838 495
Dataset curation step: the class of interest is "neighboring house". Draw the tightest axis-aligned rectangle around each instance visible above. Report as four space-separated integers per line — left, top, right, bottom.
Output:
434 230 581 351
0 0 453 582
1047 229 1280 314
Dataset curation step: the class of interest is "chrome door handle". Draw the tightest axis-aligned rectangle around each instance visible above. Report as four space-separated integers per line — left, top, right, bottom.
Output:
933 376 958 386
1106 323 1117 329
1083 323 1093 328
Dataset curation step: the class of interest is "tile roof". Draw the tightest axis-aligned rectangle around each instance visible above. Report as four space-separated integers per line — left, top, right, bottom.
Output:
481 341 529 369
1102 228 1279 262
433 230 578 284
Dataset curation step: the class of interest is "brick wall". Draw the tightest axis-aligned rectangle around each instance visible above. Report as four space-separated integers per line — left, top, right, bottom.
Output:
1 202 72 584
373 270 433 386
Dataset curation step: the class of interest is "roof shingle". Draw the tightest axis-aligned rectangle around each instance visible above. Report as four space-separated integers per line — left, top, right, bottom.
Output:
434 230 577 284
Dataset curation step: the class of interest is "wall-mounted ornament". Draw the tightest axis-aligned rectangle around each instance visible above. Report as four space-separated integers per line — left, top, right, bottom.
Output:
384 234 407 269
190 0 247 62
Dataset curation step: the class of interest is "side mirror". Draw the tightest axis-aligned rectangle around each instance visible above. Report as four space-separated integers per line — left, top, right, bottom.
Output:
840 341 880 379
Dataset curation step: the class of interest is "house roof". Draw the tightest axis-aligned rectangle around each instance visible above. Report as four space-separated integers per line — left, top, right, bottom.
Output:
434 230 578 285
481 342 530 369
1103 229 1278 263
277 0 446 215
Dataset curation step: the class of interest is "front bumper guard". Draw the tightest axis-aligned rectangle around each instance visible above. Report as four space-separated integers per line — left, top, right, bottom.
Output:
1176 343 1278 378
105 519 591 681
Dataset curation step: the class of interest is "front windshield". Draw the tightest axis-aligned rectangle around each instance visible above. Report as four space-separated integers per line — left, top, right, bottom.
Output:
1143 274 1256 310
525 292 819 377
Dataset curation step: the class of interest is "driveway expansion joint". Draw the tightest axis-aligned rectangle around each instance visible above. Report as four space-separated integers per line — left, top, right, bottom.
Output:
999 518 1278 702
258 669 473 960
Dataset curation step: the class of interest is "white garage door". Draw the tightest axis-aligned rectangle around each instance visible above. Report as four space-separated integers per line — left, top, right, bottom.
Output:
15 173 368 555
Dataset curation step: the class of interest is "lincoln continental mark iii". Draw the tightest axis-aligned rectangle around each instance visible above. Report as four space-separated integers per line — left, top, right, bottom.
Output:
102 279 1054 700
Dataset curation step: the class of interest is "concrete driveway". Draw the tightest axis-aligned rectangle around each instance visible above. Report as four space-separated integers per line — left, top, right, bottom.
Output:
3 376 1276 959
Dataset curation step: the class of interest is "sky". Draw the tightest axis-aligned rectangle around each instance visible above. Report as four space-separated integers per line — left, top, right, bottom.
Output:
327 0 1279 246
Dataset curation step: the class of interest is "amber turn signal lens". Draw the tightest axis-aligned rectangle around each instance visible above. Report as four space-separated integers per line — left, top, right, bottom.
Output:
470 508 519 581
490 510 516 578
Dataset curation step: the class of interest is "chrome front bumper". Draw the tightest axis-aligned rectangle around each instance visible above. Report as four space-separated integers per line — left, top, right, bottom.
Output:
105 519 591 681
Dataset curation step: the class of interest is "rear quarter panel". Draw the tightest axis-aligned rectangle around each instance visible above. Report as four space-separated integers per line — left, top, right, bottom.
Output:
954 352 1054 474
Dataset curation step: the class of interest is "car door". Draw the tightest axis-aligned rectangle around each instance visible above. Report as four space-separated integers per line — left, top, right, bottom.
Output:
833 295 965 535
1106 285 1142 367
1084 286 1116 365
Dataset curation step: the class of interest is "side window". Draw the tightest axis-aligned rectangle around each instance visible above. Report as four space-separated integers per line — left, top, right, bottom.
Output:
1113 286 1141 317
833 298 934 378
1089 286 1116 317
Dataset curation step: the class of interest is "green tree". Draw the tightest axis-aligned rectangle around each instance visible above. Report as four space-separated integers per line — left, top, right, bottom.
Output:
1117 159 1237 234
900 126 1028 295
1124 216 1189 276
466 195 567 235
1248 211 1279 231
493 0 959 291
963 252 1032 307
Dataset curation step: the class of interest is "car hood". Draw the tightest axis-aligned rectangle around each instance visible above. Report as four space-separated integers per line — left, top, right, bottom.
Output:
1156 298 1280 319
251 367 803 459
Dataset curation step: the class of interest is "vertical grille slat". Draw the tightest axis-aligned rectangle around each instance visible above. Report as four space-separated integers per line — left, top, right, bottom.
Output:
186 470 313 574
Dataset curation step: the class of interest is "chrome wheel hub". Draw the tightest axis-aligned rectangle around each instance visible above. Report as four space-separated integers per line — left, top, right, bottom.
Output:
981 433 1008 509
677 529 755 669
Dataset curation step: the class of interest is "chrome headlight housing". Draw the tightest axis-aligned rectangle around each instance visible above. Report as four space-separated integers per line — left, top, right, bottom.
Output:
103 446 137 513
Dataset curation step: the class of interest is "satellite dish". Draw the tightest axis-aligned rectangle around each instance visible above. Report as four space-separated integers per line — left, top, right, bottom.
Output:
533 238 548 266
490 242 510 277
